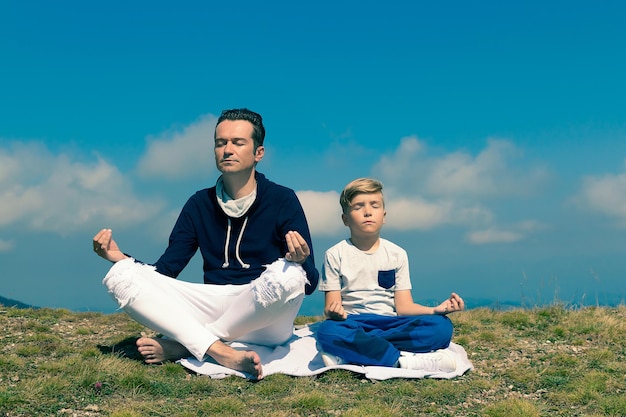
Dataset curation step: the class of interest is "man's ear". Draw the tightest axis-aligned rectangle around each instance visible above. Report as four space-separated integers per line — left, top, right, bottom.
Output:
255 145 265 162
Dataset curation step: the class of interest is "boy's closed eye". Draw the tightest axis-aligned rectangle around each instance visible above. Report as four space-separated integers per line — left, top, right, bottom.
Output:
350 202 381 211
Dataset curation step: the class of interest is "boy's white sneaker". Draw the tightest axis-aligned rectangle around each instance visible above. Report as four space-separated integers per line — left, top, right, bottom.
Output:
397 349 456 373
321 352 345 367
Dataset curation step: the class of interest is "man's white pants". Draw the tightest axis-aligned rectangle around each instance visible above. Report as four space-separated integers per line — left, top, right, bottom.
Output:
103 258 307 361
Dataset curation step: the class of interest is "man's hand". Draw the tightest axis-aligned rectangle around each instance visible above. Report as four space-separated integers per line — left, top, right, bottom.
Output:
325 300 347 321
284 231 310 264
92 229 128 263
433 292 465 315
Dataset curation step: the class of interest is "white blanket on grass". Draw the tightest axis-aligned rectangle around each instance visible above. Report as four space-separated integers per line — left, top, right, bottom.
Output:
179 323 473 380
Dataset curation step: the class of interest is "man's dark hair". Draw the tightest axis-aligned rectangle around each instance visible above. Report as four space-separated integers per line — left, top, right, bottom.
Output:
216 108 266 147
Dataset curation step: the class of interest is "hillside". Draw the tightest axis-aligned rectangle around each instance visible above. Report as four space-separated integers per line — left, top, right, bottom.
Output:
0 296 34 310
1 304 625 416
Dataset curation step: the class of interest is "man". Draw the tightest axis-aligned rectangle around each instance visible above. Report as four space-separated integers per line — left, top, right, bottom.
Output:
93 108 319 379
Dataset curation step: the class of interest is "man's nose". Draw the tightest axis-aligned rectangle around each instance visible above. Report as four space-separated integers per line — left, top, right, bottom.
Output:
223 141 234 154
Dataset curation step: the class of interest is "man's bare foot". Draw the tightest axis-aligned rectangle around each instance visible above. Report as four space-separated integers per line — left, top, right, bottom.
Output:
208 340 263 379
136 337 190 364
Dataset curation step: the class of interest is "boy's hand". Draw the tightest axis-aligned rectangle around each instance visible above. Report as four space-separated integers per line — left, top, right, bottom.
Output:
433 292 465 315
325 300 347 321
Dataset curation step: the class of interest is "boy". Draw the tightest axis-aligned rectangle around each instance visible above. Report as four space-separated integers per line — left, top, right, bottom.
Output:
317 178 464 372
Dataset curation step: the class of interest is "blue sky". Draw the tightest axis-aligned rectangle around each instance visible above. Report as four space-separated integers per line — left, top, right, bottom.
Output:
1 1 625 315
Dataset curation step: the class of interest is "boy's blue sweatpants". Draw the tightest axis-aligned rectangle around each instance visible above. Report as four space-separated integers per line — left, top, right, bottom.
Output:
316 313 453 367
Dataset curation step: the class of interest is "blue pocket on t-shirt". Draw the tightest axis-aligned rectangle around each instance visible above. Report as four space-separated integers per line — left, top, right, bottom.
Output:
378 269 396 289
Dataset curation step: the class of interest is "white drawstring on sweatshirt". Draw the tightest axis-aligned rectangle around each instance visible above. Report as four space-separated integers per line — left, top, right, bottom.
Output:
216 176 256 269
221 217 251 269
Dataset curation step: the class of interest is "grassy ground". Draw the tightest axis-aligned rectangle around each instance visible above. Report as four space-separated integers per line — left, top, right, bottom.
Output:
1 304 625 416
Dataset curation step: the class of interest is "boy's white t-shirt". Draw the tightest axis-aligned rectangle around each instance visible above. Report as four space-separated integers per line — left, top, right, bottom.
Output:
319 238 412 316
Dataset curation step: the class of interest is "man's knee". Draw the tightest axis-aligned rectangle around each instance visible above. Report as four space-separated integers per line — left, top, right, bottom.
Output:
252 259 308 307
102 258 154 308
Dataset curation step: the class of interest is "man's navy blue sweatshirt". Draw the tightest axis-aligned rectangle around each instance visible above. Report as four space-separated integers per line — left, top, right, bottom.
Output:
153 172 319 295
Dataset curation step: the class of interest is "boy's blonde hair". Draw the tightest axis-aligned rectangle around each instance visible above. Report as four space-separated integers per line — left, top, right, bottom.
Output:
339 178 384 213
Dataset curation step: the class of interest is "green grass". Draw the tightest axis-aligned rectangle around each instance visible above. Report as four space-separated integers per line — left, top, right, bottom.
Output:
1 304 625 416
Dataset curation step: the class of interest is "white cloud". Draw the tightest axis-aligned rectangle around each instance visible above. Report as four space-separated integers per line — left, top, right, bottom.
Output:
149 208 182 241
374 137 548 199
466 228 524 244
384 198 495 231
370 136 548 242
465 220 546 245
426 139 549 197
0 141 165 234
296 190 344 236
0 149 20 183
0 238 14 252
373 135 428 186
516 220 548 233
0 126 547 245
323 137 379 169
577 171 626 225
384 198 452 230
296 189 498 238
136 113 218 180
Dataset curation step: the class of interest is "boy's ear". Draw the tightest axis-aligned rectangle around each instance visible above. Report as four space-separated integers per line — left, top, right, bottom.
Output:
383 210 386 223
341 213 349 226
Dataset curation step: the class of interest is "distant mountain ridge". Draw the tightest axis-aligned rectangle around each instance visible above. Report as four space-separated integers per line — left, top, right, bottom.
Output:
0 295 35 309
